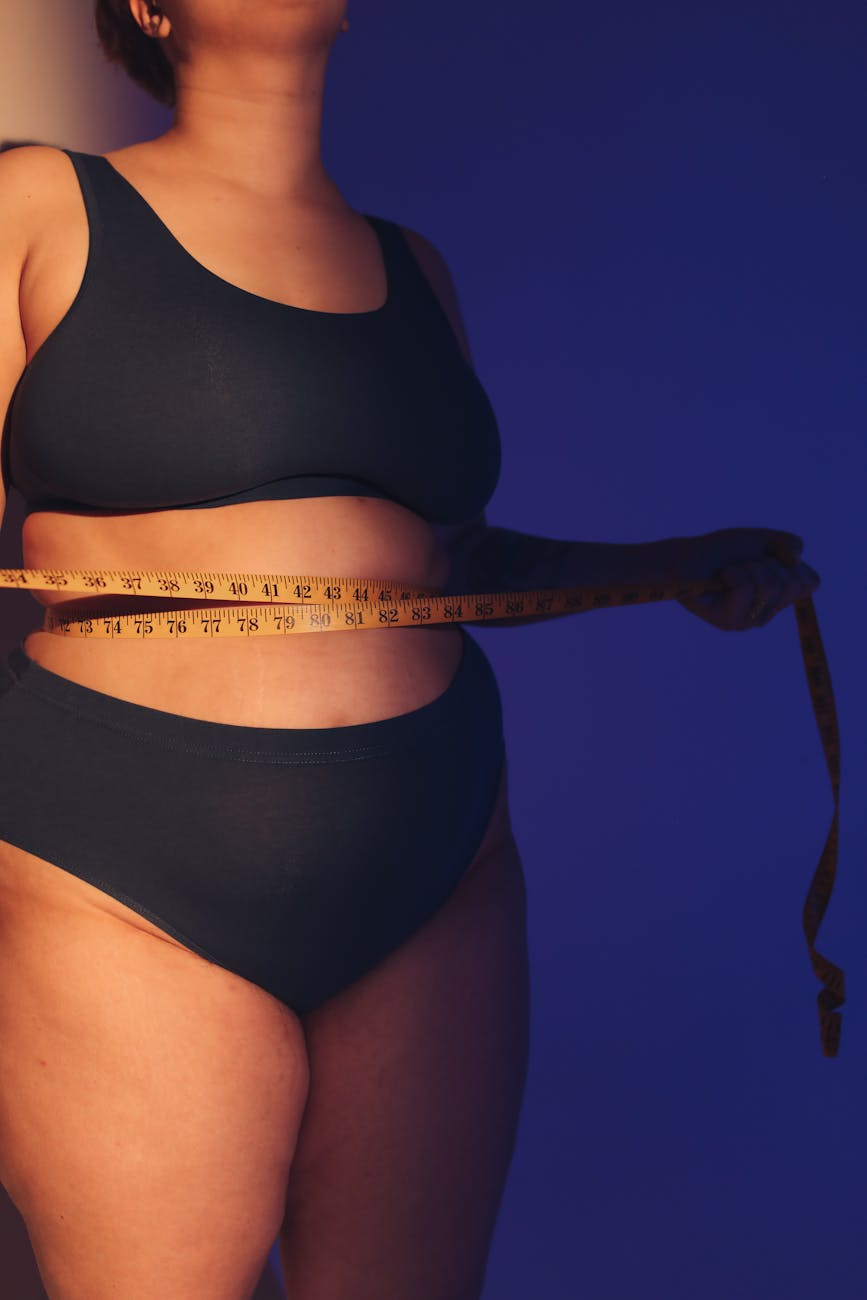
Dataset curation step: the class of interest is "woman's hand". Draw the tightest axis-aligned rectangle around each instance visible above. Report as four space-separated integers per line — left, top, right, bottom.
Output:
675 527 822 631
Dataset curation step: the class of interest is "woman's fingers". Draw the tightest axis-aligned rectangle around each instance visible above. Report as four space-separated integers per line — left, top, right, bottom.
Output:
718 560 776 623
758 558 805 620
758 558 821 610
765 530 804 567
676 531 820 631
720 558 821 625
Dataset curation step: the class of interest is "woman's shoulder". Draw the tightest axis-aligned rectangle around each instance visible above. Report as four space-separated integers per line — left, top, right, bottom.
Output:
0 144 81 251
0 142 76 190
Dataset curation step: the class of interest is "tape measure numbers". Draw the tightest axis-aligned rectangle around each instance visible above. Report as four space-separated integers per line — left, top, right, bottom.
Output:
0 565 738 637
0 564 844 1058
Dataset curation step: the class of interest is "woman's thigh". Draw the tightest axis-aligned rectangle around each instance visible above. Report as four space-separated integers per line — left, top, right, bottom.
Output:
0 837 311 1300
279 758 532 1300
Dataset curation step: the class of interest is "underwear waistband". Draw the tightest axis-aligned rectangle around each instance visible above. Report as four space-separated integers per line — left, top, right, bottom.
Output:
0 628 503 762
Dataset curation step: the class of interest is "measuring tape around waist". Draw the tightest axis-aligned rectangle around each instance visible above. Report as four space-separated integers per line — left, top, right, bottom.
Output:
0 564 844 1059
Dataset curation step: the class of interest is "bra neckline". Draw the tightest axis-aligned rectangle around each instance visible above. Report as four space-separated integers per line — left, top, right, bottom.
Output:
89 151 393 320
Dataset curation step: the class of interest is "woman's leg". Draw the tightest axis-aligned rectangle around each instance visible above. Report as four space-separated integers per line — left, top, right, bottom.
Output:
0 838 311 1300
0 1189 285 1300
278 760 532 1300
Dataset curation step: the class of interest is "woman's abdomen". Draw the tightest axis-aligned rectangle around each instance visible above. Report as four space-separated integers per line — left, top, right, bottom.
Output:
19 494 463 728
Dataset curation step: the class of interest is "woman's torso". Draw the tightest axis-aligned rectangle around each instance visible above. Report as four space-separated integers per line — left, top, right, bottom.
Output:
9 142 498 727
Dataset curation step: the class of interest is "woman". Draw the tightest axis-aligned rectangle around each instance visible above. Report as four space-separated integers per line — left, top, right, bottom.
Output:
0 3 820 1299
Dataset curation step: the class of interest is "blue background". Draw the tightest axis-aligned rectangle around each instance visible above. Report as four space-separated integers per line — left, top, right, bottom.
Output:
1 2 863 1296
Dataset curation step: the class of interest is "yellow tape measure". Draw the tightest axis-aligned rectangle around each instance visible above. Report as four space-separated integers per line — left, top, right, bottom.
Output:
0 564 844 1059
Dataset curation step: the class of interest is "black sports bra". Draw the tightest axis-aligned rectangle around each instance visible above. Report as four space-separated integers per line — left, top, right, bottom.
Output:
2 149 501 526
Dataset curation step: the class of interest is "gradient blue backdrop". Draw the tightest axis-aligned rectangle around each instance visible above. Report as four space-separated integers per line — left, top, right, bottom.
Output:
1 2 863 1296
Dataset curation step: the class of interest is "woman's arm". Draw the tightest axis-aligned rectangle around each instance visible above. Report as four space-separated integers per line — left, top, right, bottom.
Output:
442 524 691 627
402 231 690 628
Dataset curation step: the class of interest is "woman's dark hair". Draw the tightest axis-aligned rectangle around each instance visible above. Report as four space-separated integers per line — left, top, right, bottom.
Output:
94 0 176 109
